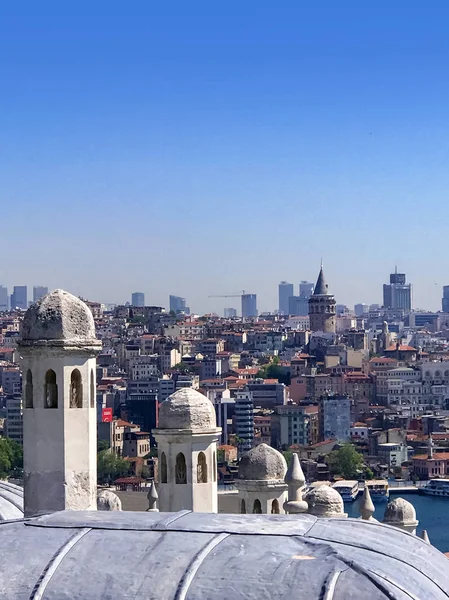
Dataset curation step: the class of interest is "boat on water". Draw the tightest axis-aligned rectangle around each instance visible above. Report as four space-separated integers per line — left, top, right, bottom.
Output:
421 479 449 497
365 479 389 501
332 480 359 501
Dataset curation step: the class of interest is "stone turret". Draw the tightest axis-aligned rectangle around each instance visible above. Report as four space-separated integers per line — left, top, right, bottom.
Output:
307 485 347 518
359 485 376 521
153 388 221 513
308 264 336 333
237 444 287 514
383 497 418 534
19 290 102 517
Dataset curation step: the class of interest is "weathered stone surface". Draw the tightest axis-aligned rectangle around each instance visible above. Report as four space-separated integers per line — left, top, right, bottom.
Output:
383 497 417 527
306 485 346 518
97 490 122 511
158 388 217 431
21 289 97 343
238 444 287 481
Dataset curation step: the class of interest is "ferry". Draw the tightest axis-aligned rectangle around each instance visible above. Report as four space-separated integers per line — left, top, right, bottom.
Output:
332 480 359 502
422 479 449 497
365 480 389 501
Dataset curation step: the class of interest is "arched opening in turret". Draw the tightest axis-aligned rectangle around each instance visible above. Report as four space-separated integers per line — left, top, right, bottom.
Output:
70 369 83 408
253 499 262 514
213 451 217 482
44 370 58 409
90 370 95 408
175 453 187 484
25 370 33 408
160 452 167 483
271 499 280 514
241 499 246 514
197 452 208 483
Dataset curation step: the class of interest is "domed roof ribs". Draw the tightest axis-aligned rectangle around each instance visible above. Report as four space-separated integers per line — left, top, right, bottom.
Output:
314 265 330 296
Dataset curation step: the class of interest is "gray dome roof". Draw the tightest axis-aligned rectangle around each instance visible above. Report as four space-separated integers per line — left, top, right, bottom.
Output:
20 290 97 345
306 485 345 517
158 388 217 431
1 510 449 599
0 481 23 520
383 497 418 526
238 444 287 481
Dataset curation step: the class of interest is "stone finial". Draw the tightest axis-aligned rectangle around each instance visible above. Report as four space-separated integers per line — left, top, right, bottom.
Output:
147 481 159 512
383 497 418 534
283 454 308 514
97 489 122 511
420 529 430 544
360 485 375 521
306 486 347 518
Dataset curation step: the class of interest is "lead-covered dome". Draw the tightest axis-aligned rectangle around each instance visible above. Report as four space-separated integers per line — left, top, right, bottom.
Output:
238 444 287 481
20 290 97 344
158 388 217 431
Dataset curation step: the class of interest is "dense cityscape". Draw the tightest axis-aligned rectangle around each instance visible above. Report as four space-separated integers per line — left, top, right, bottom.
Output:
2 265 449 494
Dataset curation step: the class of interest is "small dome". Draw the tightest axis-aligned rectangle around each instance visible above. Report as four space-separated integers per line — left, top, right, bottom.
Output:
158 388 217 431
20 290 97 344
97 490 122 512
307 486 345 518
238 444 287 481
383 497 417 526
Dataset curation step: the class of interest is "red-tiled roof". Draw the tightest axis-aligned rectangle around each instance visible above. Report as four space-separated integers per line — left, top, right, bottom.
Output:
385 345 417 352
413 453 449 460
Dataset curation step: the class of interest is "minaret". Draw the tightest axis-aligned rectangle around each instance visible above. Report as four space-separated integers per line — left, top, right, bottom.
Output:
153 388 221 513
19 290 101 517
308 264 336 333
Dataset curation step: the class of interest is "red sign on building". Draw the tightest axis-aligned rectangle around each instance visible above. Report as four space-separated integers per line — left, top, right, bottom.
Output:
102 408 113 423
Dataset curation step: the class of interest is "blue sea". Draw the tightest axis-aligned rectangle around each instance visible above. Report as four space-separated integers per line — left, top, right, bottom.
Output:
345 493 449 553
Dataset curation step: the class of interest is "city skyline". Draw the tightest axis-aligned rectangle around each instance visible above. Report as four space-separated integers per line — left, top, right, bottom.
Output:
0 267 446 315
3 5 449 313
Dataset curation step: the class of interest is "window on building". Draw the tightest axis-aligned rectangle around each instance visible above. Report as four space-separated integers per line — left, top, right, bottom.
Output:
70 369 83 408
175 453 187 484
25 370 33 408
197 452 208 483
90 370 95 408
253 499 262 514
240 499 246 514
44 370 58 408
271 499 280 514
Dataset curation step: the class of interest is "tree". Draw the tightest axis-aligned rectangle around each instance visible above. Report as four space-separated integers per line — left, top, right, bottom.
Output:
173 362 192 374
257 363 291 385
97 439 110 453
327 444 365 479
0 438 23 479
97 450 129 484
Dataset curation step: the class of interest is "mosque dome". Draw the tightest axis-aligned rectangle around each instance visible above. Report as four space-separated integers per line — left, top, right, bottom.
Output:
158 388 217 431
306 485 345 518
1 510 449 599
383 497 418 527
20 290 97 344
238 444 287 481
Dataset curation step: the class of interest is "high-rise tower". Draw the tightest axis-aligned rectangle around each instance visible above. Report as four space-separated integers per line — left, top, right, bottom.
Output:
308 265 336 333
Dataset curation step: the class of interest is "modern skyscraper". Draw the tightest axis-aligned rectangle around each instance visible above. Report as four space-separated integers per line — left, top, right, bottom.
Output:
0 286 8 311
241 294 257 318
278 281 294 315
10 286 27 310
131 292 145 307
443 287 449 313
299 281 314 298
169 295 190 315
224 308 237 318
383 269 412 311
288 296 308 316
308 265 336 333
33 286 48 303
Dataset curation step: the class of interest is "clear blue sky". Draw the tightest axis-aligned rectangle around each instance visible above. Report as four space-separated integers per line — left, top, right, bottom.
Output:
2 1 449 313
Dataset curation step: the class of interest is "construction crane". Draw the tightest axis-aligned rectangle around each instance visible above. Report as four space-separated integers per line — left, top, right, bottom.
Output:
208 290 251 298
